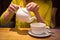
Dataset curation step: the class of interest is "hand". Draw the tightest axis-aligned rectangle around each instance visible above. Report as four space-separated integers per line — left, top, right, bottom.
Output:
26 2 39 13
8 4 19 14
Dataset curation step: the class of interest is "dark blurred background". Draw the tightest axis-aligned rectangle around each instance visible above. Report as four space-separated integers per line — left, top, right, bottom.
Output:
0 0 12 16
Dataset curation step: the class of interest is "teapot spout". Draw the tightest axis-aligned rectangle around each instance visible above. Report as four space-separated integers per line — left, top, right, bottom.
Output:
27 16 36 23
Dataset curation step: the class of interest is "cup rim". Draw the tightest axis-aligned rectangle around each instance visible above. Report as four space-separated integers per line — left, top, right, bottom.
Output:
30 22 46 27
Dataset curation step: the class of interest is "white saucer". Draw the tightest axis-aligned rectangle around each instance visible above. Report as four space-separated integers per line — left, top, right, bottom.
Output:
28 30 52 37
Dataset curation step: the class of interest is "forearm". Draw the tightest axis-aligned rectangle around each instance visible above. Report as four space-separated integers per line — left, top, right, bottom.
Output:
4 12 14 21
34 11 45 23
0 11 14 25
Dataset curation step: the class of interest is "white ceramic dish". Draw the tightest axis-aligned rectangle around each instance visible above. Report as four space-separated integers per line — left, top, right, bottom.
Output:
28 30 52 37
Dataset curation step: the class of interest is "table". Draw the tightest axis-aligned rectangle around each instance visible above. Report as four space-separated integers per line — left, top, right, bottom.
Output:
0 28 60 40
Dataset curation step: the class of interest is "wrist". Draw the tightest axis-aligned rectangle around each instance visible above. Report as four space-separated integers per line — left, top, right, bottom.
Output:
34 11 39 15
33 11 45 23
8 11 15 16
4 11 15 20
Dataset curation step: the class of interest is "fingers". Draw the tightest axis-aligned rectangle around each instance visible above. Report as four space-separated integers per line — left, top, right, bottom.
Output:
27 4 33 11
26 3 31 7
8 4 19 13
30 3 38 11
11 4 19 10
26 2 39 12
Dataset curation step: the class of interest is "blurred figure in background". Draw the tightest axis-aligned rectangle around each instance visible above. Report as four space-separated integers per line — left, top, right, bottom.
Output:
1 0 52 28
51 0 57 28
55 0 60 29
52 0 60 29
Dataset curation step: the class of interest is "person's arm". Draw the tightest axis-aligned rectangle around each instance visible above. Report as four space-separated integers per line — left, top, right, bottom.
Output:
26 2 45 23
33 11 44 23
0 4 19 25
0 10 14 24
0 0 12 25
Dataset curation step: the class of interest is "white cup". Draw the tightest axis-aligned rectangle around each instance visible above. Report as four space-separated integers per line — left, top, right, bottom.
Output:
30 23 47 34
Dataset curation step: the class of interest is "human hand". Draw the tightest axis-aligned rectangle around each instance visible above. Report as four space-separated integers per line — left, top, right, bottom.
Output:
26 2 45 23
26 2 39 13
8 4 19 14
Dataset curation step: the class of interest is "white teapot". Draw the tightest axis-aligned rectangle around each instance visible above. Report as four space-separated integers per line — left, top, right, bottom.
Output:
16 7 36 23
